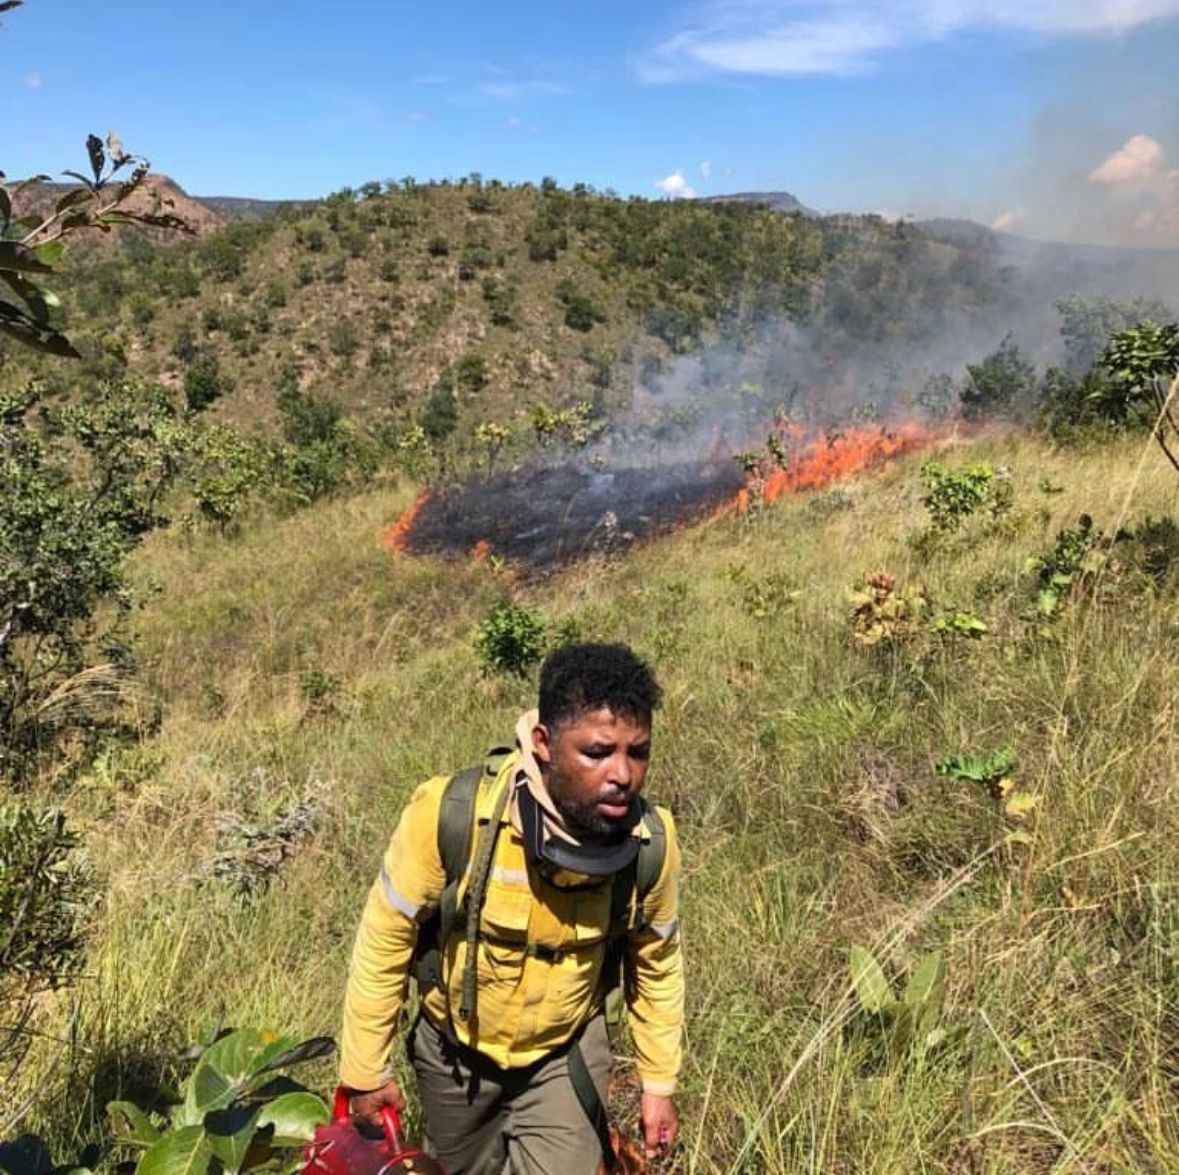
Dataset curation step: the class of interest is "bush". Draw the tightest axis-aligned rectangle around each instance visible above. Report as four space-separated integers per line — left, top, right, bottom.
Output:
185 352 231 413
104 1027 333 1174
1 381 188 787
188 425 268 531
475 601 548 678
564 295 603 333
959 336 1037 421
483 279 517 326
278 387 342 446
457 353 489 394
919 462 1012 534
0 806 88 1014
421 372 458 442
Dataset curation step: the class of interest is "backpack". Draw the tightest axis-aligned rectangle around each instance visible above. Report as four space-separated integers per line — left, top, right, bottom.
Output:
410 755 667 1022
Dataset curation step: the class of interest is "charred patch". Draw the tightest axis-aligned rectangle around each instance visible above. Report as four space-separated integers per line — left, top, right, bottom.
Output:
393 460 746 569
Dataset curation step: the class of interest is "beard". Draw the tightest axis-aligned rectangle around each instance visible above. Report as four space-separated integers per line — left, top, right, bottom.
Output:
550 774 636 844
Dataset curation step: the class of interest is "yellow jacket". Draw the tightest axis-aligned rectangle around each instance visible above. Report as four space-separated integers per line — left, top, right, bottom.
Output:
339 745 684 1095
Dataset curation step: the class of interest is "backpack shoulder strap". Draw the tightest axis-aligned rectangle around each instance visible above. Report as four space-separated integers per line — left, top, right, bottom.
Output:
412 748 512 996
437 748 513 936
608 799 668 935
436 763 483 887
602 801 669 1016
635 801 667 905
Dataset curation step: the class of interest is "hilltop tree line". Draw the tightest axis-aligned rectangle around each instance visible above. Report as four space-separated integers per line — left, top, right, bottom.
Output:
3 172 1011 461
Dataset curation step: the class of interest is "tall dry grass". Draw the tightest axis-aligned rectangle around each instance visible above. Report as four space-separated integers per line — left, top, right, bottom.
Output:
13 431 1179 1172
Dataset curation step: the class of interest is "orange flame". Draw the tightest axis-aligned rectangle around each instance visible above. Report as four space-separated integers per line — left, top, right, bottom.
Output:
470 538 492 562
734 421 940 514
381 489 430 554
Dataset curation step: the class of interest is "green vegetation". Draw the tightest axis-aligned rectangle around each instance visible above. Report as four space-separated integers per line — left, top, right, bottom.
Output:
5 139 1179 1169
108 1028 333 1175
3 424 1178 1170
2 177 1010 458
474 600 549 678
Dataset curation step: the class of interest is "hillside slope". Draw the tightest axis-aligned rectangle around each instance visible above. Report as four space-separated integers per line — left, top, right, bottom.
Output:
14 426 1179 1172
3 180 1010 445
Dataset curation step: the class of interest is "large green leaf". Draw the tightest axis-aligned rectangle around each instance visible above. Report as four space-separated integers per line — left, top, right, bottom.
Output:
34 240 66 267
902 952 946 1037
107 1101 162 1147
850 944 892 1015
184 1058 235 1118
206 1030 291 1083
186 1029 277 1116
205 1105 262 1175
256 1092 330 1144
256 1036 336 1074
244 1033 305 1078
136 1126 212 1175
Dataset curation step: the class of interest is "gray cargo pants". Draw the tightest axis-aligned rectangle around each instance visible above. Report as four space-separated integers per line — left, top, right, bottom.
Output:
409 1012 612 1175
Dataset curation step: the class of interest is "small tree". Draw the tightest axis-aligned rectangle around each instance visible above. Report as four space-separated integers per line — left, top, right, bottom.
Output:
421 371 458 442
959 335 1037 421
475 601 547 678
184 351 231 412
0 109 191 1085
1102 321 1179 474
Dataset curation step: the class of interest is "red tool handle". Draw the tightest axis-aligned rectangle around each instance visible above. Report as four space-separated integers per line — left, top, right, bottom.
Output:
332 1087 407 1152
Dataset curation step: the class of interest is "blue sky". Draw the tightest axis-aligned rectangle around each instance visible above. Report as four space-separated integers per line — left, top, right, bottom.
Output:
4 1 1179 244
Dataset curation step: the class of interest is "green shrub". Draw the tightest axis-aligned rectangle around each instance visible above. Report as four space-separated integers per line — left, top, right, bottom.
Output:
1029 514 1106 616
188 425 268 531
919 462 1012 534
421 373 458 442
0 806 88 1015
106 1027 333 1174
959 335 1037 421
456 353 488 394
185 353 231 413
564 295 603 333
475 601 548 678
1 381 188 786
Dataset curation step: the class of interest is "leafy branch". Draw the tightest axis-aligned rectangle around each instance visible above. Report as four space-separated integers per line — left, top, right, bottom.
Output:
1 130 190 357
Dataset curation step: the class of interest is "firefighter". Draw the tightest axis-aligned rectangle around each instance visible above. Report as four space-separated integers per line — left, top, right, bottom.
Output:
338 643 683 1174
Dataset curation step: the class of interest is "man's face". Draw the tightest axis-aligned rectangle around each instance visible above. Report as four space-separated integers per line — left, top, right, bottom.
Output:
532 706 652 842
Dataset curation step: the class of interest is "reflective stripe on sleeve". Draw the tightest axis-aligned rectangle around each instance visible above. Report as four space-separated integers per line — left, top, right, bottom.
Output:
490 865 529 885
379 862 423 920
650 919 679 940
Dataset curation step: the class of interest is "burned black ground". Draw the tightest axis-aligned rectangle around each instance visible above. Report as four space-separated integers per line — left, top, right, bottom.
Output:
402 460 747 568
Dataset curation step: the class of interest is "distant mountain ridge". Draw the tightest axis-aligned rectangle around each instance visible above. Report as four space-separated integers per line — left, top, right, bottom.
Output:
697 191 816 216
197 194 313 219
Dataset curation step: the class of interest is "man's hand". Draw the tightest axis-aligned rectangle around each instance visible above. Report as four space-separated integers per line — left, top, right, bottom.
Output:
347 1080 407 1129
639 1092 678 1160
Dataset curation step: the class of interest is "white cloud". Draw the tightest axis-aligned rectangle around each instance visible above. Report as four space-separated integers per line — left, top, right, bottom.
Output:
656 170 696 198
1086 133 1179 243
1090 133 1166 188
700 159 713 180
24 71 42 88
479 80 569 100
639 1 1179 80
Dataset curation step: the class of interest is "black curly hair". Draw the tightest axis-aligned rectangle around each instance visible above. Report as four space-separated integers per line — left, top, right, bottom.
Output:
538 642 662 730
